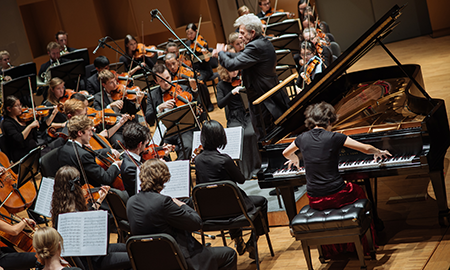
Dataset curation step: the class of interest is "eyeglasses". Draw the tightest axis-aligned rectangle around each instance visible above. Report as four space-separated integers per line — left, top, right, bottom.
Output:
261 1 270 6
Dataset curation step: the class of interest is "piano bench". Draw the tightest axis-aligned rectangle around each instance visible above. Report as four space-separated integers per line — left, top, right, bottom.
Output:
289 199 375 270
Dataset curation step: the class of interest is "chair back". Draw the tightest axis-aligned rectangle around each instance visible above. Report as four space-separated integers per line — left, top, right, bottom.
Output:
329 41 341 56
192 181 247 220
0 133 9 158
126 233 188 270
39 147 60 178
105 189 128 221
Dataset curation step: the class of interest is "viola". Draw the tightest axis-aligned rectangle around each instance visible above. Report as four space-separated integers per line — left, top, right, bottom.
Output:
18 105 55 122
134 43 164 59
0 207 35 253
0 152 36 214
163 84 193 107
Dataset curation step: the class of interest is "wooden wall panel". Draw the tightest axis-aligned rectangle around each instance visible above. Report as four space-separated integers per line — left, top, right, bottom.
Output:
426 0 450 37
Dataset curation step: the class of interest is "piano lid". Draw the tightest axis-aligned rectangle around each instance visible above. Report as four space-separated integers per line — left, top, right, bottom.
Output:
262 4 405 145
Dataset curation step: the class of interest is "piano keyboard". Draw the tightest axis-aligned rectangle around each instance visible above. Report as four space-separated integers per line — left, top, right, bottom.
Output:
272 155 416 178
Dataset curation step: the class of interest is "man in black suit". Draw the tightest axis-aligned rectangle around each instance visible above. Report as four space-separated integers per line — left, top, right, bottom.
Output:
145 64 198 160
57 115 122 187
94 69 143 148
213 13 290 140
38 42 68 78
87 56 110 95
55 30 76 53
256 0 272 18
127 159 237 270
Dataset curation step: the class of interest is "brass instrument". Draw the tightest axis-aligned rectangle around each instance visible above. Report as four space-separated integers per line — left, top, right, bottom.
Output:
39 58 60 85
60 45 69 55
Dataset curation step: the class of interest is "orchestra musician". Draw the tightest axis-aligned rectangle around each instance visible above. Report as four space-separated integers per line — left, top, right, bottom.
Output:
213 14 290 140
164 53 198 91
127 158 238 270
165 42 193 72
94 69 142 148
145 64 197 160
56 115 122 187
38 42 68 78
297 0 310 21
42 77 68 131
33 227 81 270
216 63 261 179
194 120 268 260
238 5 250 17
86 56 110 95
50 166 131 269
0 214 37 269
256 0 273 18
185 23 214 112
303 27 333 67
1 95 57 162
228 32 245 53
55 30 76 54
120 121 150 197
119 34 154 75
282 102 390 257
0 51 13 82
297 41 324 87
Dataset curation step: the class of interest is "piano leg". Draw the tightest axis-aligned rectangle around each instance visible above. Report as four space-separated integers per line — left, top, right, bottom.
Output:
363 178 385 231
429 170 450 227
278 186 298 222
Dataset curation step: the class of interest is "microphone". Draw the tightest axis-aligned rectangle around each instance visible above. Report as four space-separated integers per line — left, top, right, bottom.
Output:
7 62 12 68
93 37 107 54
150 9 158 22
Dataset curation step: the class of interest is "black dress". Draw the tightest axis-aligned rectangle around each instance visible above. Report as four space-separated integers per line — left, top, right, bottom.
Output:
216 80 261 179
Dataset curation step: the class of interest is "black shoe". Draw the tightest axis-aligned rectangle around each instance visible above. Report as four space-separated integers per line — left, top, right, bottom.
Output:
207 105 214 112
269 188 278 196
234 236 246 255
246 235 259 260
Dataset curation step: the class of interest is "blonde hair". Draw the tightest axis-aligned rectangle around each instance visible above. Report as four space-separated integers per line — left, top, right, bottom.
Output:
0 51 10 58
47 41 61 52
238 5 250 16
47 77 64 105
139 159 171 193
33 227 63 262
228 32 240 45
64 98 86 117
217 64 231 82
67 115 93 139
98 69 115 84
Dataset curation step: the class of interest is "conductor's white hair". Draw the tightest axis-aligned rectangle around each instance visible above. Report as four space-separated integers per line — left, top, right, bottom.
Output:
234 14 263 37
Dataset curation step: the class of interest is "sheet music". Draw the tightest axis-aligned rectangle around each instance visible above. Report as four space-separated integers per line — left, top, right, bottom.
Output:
34 177 54 218
136 160 190 198
58 211 108 257
161 160 190 198
192 126 244 160
152 121 167 146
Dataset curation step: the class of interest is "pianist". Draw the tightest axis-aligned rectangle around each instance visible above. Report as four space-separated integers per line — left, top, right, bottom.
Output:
282 101 391 256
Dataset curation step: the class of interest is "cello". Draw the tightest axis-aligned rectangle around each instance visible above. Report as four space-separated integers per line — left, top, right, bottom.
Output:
0 207 35 252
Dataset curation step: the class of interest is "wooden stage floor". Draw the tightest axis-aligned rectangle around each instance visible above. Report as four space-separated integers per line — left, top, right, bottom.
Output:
200 34 450 270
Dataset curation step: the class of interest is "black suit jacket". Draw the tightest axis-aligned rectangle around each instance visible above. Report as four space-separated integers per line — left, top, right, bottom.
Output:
218 35 289 120
127 190 218 270
93 89 140 116
86 73 100 95
57 141 120 187
38 58 70 77
120 154 141 197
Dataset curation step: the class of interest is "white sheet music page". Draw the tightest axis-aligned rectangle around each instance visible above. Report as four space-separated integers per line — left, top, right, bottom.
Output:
58 211 108 257
160 160 190 198
34 177 54 218
135 166 141 194
152 121 167 146
192 126 244 160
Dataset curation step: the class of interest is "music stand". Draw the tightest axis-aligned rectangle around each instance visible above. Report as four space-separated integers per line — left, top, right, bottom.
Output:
49 59 85 82
262 13 287 24
17 146 42 191
133 72 157 91
276 49 297 68
2 74 37 107
270 34 300 53
3 62 36 79
158 103 198 159
276 65 295 81
109 62 125 73
239 87 249 112
60 48 90 68
265 19 302 36
157 38 188 50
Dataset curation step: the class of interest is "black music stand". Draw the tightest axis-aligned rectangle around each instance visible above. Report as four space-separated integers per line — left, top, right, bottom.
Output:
262 13 287 24
276 65 294 81
265 19 302 36
270 34 300 53
109 62 126 73
49 59 85 89
3 62 36 79
17 146 42 191
60 48 90 68
276 49 297 68
158 103 197 159
133 72 157 91
2 74 36 107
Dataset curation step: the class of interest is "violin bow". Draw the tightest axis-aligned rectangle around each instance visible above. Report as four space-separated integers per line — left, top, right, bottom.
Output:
116 140 142 167
28 77 36 122
122 57 135 101
99 77 106 131
76 75 81 92
193 16 202 52
72 142 96 206
263 0 279 36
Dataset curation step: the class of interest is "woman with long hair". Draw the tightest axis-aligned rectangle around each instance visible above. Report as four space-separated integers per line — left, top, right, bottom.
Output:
118 34 154 76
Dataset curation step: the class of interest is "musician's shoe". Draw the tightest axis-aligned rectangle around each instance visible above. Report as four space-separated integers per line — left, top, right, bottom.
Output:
246 234 259 260
234 236 246 255
207 105 214 112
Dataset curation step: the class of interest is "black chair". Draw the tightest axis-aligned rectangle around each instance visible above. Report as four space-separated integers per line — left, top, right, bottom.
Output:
203 49 220 98
126 233 188 270
329 41 341 57
105 189 130 243
0 134 10 159
39 147 60 178
192 180 274 270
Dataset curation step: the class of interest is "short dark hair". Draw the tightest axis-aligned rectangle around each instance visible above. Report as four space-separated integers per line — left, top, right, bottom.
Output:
3 95 18 116
300 40 316 55
55 30 67 40
304 101 337 129
185 23 197 32
122 121 150 150
152 63 167 75
165 42 178 52
94 56 110 69
200 120 227 150
70 93 87 102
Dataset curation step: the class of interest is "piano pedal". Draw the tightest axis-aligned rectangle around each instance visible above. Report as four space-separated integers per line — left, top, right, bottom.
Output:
386 193 427 204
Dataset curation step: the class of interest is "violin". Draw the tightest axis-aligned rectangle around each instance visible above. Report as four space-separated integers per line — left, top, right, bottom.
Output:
191 145 203 162
81 184 100 204
190 35 208 53
163 84 193 107
0 152 36 214
110 70 133 86
301 58 320 85
87 107 120 126
18 105 55 122
110 84 145 101
134 43 164 59
231 76 242 87
0 207 35 253
59 89 91 104
173 66 202 84
142 144 175 160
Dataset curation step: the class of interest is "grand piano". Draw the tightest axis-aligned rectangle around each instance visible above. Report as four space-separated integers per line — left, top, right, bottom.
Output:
257 5 450 227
